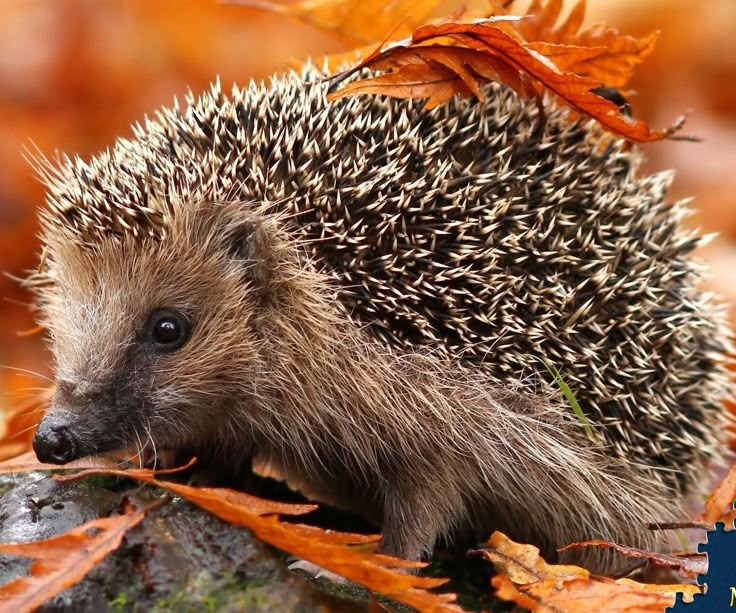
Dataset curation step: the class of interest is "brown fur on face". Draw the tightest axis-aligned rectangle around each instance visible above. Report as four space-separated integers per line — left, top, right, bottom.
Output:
34 202 268 459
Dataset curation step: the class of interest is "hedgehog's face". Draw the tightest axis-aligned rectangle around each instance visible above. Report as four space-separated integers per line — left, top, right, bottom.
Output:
32 205 266 466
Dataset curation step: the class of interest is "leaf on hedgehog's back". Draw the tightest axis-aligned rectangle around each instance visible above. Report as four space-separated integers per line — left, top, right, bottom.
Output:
0 499 163 613
494 0 659 87
228 0 442 44
329 19 684 142
57 466 461 611
477 532 700 612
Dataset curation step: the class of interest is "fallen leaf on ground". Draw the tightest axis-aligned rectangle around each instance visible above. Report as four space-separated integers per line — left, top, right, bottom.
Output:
0 498 164 613
558 540 706 580
480 531 590 584
58 464 319 517
477 531 699 612
0 450 116 474
58 465 461 611
494 574 698 613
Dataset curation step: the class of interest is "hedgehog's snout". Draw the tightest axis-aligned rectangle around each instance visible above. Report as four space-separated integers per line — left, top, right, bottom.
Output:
34 380 124 465
33 415 79 464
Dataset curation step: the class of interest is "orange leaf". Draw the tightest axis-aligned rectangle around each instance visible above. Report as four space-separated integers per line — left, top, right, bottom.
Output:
481 531 590 584
479 532 699 612
558 539 707 580
492 574 547 611
331 57 472 109
698 463 736 524
493 574 699 613
0 450 116 474
58 465 462 612
555 29 659 88
229 0 442 44
493 0 659 87
0 499 163 612
330 19 683 142
58 465 318 517
281 522 380 546
522 41 608 73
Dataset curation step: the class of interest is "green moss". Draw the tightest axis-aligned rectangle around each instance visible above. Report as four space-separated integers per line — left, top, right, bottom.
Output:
109 590 131 612
147 569 274 612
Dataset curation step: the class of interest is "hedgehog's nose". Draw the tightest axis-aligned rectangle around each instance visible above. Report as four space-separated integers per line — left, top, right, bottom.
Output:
33 419 79 465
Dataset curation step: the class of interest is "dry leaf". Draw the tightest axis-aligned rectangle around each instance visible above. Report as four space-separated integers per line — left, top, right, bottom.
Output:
329 19 683 142
0 499 163 612
493 574 698 613
58 465 461 612
479 532 699 613
0 450 116 474
481 531 591 584
558 540 707 580
496 0 659 87
58 465 319 517
698 463 736 524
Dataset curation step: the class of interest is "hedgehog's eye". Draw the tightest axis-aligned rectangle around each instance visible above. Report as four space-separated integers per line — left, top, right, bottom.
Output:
147 309 191 352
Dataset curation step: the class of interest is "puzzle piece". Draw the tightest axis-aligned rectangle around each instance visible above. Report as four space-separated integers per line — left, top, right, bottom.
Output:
668 515 736 612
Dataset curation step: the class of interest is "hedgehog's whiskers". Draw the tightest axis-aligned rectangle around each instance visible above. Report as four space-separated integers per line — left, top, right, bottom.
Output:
0 364 53 383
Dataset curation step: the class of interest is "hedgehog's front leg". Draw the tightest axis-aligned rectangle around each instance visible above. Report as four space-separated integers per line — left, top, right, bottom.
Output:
378 478 459 561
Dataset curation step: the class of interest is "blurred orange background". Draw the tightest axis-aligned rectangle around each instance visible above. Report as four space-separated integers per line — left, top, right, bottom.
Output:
1 0 735 415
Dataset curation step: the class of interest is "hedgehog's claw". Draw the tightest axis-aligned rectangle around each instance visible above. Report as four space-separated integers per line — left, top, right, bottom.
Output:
287 559 348 584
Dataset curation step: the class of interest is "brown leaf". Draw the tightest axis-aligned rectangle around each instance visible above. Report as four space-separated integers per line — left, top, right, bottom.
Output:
0 499 163 612
0 450 116 474
493 574 699 613
558 539 707 580
331 54 473 109
58 465 318 517
480 531 590 584
555 28 659 89
281 522 380 546
698 463 736 524
58 466 462 611
330 19 681 142
479 532 700 613
228 0 442 44
494 0 659 87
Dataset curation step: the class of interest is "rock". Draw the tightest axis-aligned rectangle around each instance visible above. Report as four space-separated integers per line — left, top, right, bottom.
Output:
0 472 360 612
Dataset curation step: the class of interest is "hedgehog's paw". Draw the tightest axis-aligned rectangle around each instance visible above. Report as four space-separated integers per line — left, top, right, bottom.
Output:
288 559 348 584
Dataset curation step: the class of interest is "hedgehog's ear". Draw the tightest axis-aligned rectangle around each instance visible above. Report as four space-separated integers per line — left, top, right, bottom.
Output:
224 217 276 290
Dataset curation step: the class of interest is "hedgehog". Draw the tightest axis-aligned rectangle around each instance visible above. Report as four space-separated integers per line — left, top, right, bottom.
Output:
26 65 732 573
